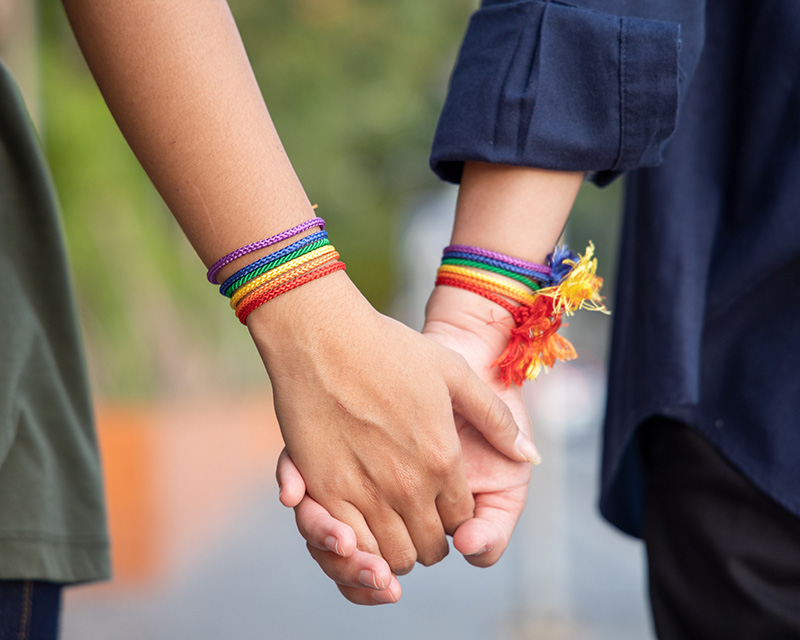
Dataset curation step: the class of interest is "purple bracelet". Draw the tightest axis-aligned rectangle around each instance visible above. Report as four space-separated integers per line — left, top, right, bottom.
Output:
443 244 552 276
206 217 326 284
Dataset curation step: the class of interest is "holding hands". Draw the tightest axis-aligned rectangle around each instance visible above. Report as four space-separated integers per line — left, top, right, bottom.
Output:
275 163 589 604
276 280 538 604
254 271 535 598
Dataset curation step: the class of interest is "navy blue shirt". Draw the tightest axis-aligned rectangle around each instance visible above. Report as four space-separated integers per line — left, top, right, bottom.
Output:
431 0 800 536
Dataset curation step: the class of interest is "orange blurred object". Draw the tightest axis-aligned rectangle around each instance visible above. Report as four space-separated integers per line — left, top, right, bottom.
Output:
94 394 283 588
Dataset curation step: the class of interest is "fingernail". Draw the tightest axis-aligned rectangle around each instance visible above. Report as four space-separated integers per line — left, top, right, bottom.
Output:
516 434 542 465
325 536 342 556
465 546 488 557
359 570 384 590
372 590 397 604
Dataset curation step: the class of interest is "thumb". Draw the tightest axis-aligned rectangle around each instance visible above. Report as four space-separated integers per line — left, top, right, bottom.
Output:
450 367 540 464
276 447 307 508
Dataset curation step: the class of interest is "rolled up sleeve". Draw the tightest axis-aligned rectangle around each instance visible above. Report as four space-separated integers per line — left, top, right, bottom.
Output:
430 0 686 185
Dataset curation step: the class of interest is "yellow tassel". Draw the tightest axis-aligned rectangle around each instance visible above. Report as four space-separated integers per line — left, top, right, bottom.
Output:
543 242 608 316
494 243 608 386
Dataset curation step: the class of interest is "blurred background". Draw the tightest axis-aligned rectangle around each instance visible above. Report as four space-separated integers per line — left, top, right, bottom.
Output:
3 0 653 637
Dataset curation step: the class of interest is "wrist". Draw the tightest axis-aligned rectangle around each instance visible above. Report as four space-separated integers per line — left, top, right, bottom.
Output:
452 162 582 263
245 270 368 364
424 285 513 353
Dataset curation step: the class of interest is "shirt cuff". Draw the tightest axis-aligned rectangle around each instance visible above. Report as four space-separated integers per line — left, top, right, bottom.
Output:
430 0 681 186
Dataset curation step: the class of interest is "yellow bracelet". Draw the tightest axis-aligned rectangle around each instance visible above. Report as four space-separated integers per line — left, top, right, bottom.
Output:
233 249 340 309
229 244 338 308
436 264 539 306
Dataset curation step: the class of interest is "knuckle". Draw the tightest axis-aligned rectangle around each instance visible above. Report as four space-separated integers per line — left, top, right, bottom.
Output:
417 542 449 567
387 549 417 576
422 441 462 479
484 395 516 435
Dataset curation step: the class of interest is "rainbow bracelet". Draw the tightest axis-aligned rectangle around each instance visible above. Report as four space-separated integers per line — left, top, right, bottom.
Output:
208 215 346 325
444 244 552 276
440 257 544 290
230 245 339 309
436 243 607 386
236 261 346 324
206 217 326 284
219 231 329 297
441 249 552 281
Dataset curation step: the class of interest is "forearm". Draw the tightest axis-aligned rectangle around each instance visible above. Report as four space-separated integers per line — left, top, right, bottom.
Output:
451 162 583 263
62 0 313 268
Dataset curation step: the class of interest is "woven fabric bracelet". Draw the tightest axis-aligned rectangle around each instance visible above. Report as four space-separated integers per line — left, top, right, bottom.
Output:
230 245 339 309
236 261 346 324
206 216 326 284
442 250 551 282
444 244 552 277
436 264 538 306
219 230 329 296
435 242 607 386
233 250 340 311
441 257 543 290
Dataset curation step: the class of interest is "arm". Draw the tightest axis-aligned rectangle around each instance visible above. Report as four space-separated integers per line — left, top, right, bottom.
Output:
63 0 534 573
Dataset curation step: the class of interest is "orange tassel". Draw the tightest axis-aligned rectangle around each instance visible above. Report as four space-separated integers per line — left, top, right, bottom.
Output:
493 243 608 386
493 296 578 386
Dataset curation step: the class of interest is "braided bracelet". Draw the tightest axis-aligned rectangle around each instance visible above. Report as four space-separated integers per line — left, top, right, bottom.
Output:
442 249 551 282
206 216 326 284
208 215 346 324
444 244 552 276
440 257 544 290
230 246 339 309
436 242 607 386
436 264 538 306
219 231 329 296
236 261 346 324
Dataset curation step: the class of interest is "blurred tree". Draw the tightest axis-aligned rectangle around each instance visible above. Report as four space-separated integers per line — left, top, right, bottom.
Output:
37 0 474 397
0 0 38 120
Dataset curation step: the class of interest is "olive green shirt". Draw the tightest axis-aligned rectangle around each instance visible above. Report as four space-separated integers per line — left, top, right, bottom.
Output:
0 60 110 583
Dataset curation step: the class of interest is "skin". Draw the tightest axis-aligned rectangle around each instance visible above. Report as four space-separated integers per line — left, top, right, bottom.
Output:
280 163 584 604
61 1 537 575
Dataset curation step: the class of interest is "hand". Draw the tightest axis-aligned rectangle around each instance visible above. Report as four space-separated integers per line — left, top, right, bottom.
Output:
252 272 533 576
277 283 537 603
277 449 402 605
424 285 535 567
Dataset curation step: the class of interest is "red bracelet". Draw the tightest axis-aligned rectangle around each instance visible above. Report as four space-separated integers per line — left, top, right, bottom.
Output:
235 260 346 325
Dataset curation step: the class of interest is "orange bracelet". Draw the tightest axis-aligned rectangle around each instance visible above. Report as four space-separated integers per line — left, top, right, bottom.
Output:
235 260 346 325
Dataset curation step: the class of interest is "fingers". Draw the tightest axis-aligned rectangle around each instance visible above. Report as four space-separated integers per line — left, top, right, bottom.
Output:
337 577 403 606
363 509 418 575
291 479 402 605
401 507 451 567
307 545 396 595
326 501 382 558
434 464 475 537
382 443 470 568
449 363 540 464
294 494 358 558
282 448 456 574
452 493 522 568
276 447 306 508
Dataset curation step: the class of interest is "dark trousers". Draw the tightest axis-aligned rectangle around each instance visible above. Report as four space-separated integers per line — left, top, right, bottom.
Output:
639 418 800 639
0 581 62 640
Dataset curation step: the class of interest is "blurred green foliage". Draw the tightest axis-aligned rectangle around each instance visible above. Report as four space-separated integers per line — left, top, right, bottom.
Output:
38 0 475 397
